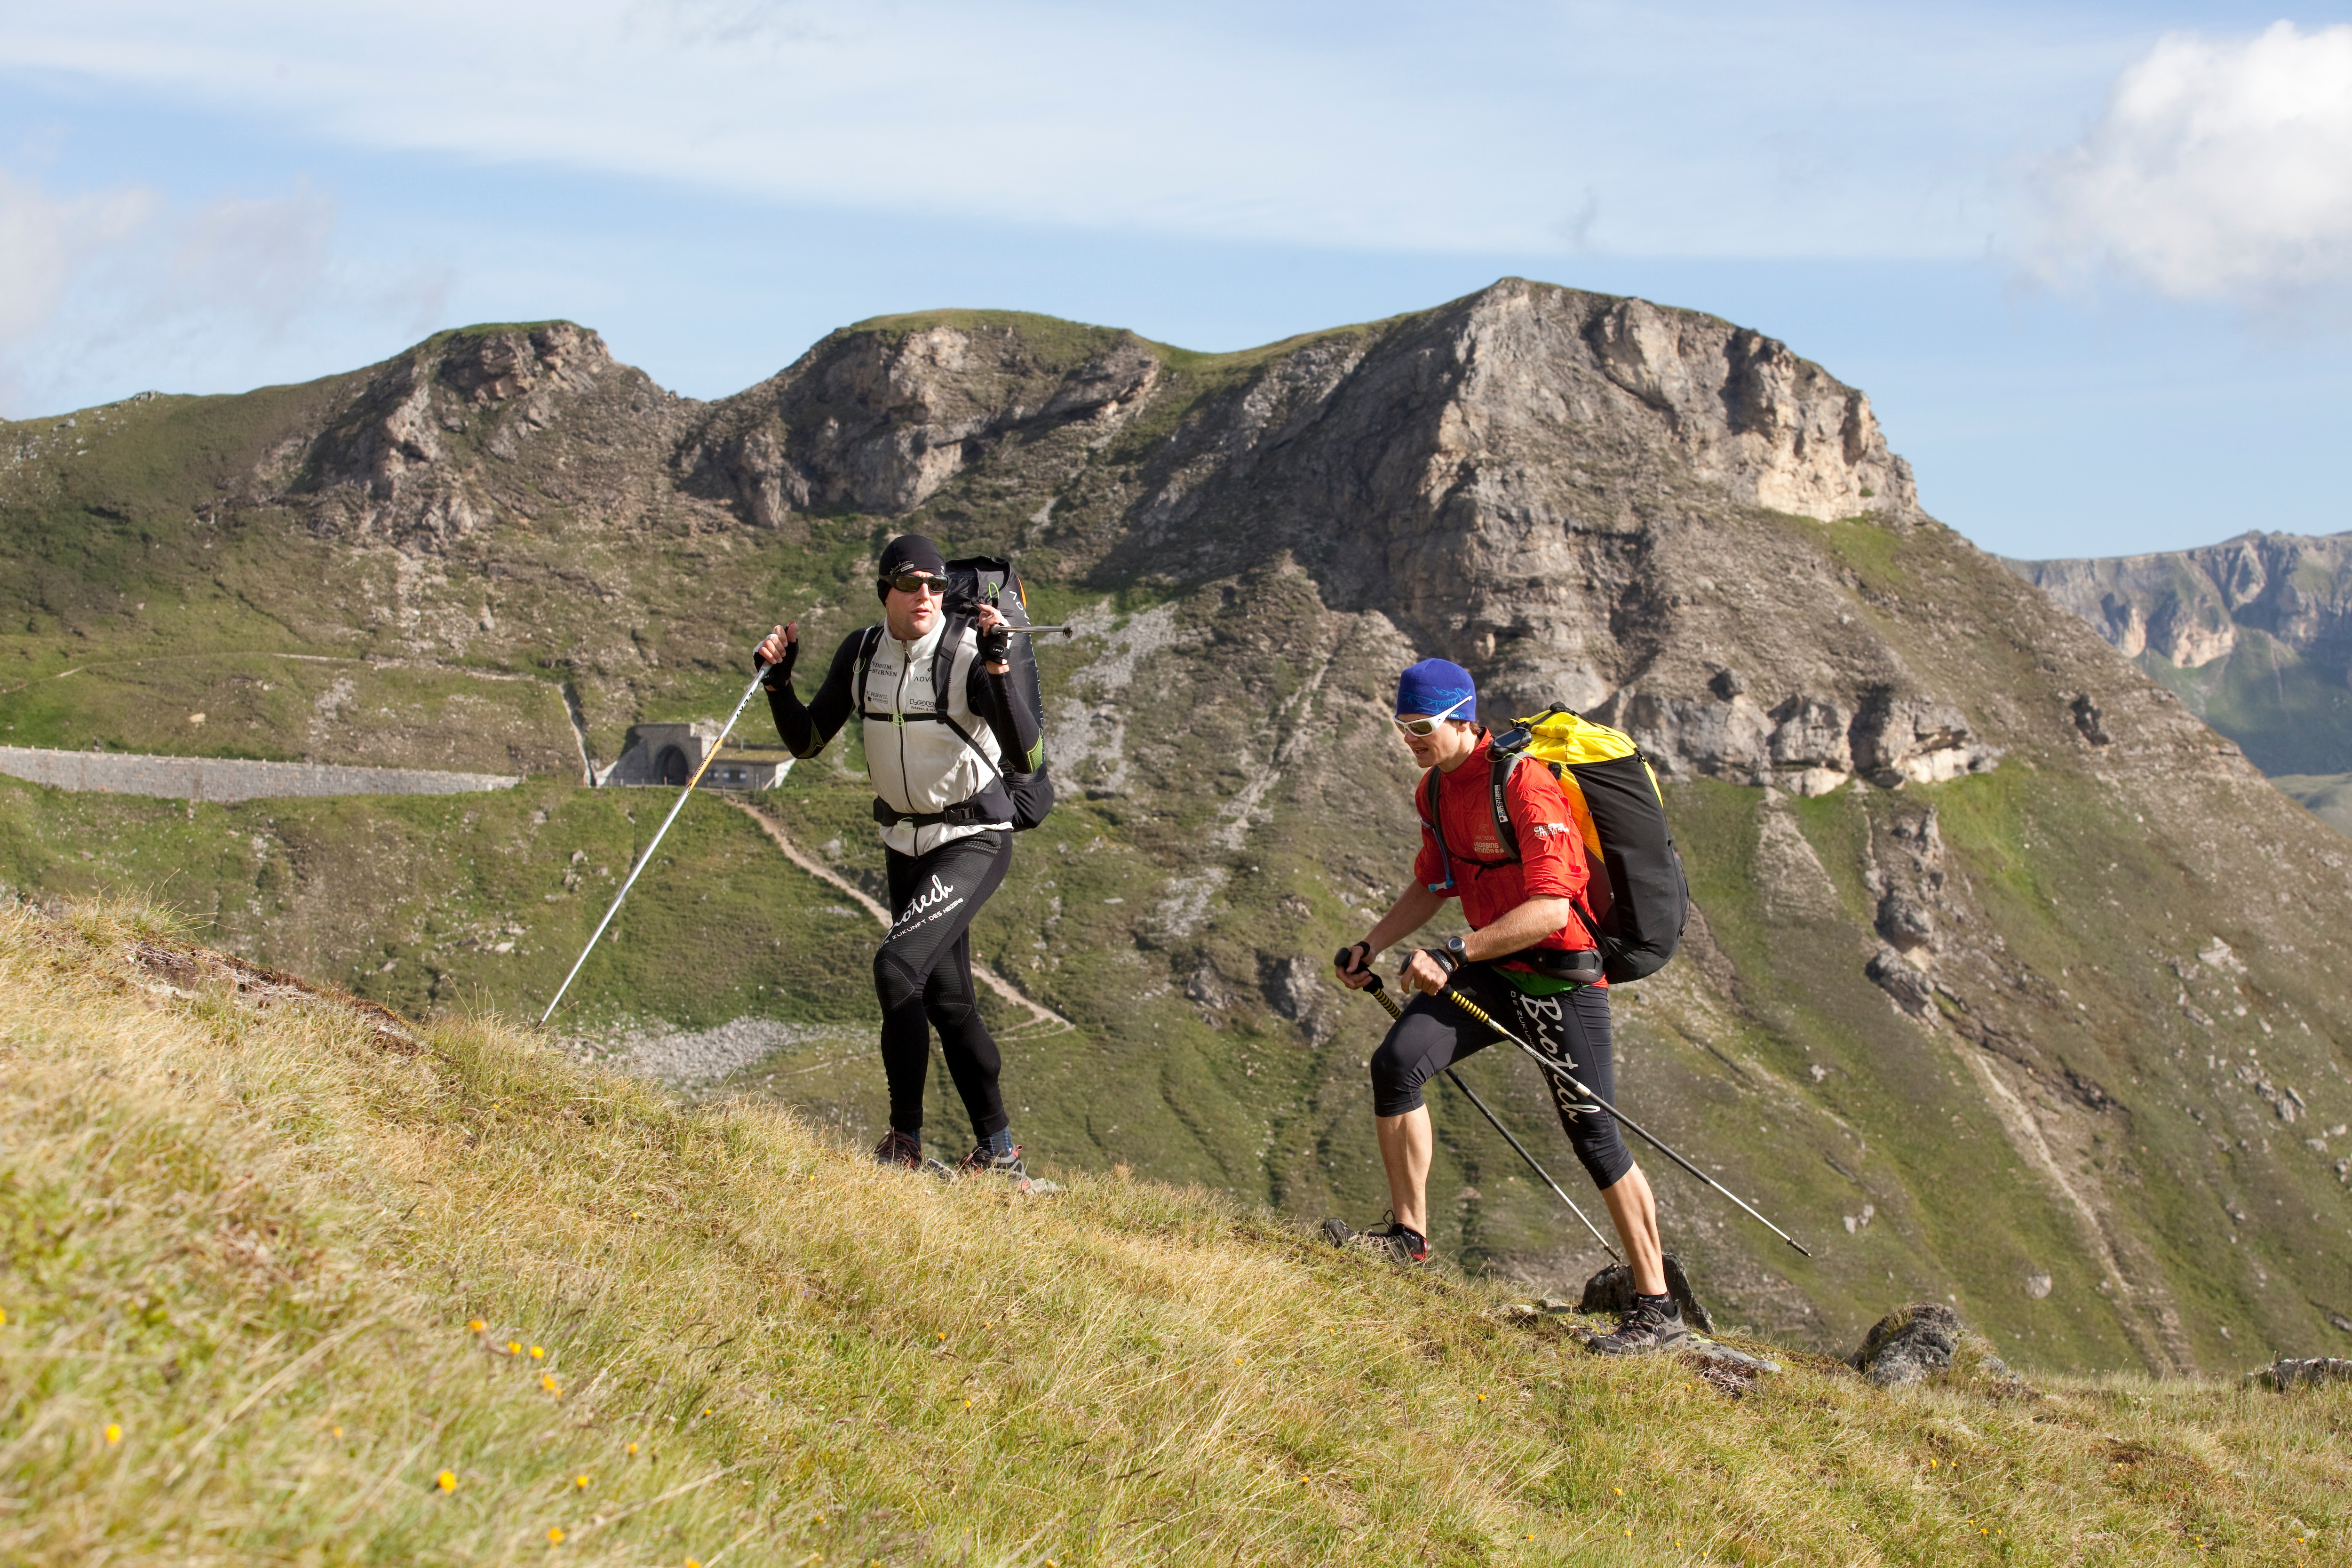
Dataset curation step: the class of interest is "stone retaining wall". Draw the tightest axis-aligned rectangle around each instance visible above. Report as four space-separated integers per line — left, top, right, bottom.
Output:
0 746 521 804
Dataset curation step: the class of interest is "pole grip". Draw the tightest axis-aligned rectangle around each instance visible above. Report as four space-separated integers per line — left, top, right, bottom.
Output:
1335 946 1404 1019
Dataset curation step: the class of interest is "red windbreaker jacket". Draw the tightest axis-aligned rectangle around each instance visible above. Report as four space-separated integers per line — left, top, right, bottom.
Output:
1411 734 1600 972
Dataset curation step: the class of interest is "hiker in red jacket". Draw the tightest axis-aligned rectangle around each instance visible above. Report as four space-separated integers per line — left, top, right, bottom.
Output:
1327 658 1685 1354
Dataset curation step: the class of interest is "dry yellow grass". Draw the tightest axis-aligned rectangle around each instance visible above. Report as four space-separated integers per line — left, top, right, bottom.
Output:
1 898 2346 1565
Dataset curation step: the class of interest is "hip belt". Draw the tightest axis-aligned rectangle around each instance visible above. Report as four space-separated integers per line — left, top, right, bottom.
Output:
872 795 1004 829
1506 946 1605 984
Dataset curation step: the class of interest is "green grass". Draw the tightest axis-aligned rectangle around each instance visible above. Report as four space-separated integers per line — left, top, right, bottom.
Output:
6 899 2350 1565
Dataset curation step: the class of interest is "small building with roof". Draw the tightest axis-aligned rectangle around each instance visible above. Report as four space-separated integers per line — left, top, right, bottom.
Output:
603 720 794 790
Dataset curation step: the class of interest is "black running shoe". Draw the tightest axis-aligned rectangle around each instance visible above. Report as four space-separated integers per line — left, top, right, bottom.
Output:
872 1129 924 1170
1590 1296 1690 1356
1321 1215 1429 1266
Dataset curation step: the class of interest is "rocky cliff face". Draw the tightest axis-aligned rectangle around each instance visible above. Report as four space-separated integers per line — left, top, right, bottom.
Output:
2012 532 2352 777
8 280 2352 1376
2016 532 2352 672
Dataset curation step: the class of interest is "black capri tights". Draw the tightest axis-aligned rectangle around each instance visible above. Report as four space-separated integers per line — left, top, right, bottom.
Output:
1367 963 1634 1190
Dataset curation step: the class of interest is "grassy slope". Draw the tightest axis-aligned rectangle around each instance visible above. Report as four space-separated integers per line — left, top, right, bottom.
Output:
6 901 2348 1567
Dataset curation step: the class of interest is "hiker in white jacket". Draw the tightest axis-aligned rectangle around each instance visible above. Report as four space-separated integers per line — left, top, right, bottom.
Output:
755 534 1043 1179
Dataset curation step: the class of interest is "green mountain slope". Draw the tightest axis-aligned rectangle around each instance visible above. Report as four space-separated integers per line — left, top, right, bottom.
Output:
8 902 2345 1566
6 288 2352 1378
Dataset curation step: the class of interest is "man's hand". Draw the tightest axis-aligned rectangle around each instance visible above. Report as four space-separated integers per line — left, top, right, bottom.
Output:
975 603 1011 669
1334 941 1376 991
1399 948 1453 997
754 622 797 677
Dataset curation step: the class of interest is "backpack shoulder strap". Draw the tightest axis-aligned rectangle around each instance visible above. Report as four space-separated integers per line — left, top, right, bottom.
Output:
1418 769 1458 892
930 609 971 715
1488 750 1524 864
853 624 885 714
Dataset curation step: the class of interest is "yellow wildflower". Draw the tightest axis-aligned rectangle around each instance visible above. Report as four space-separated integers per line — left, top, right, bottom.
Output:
468 1319 486 1332
437 1471 458 1492
547 1525 564 1544
530 1345 546 1360
104 1423 121 1445
508 1341 522 1356
575 1474 589 1489
627 1443 639 1456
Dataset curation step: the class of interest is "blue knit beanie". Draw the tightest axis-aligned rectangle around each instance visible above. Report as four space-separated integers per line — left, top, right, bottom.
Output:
1396 658 1476 722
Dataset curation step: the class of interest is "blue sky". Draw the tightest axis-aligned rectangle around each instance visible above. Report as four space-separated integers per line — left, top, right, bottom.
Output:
2 1 2347 559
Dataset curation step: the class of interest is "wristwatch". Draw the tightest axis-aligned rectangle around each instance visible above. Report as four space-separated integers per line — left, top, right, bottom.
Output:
1443 935 1468 969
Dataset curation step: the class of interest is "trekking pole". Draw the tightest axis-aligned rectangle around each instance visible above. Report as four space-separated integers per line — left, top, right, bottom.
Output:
1335 953 1620 1261
1003 624 1076 638
1431 979 1813 1258
540 667 772 1025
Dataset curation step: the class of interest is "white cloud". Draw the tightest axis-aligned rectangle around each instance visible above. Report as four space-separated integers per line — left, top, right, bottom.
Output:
0 167 444 416
0 170 157 346
0 0 2082 260
2021 22 2352 303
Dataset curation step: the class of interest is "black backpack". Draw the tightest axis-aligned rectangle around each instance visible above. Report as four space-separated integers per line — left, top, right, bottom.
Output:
852 555 1056 832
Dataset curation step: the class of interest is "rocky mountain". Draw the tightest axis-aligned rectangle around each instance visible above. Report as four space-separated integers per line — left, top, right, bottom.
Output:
2010 531 2352 779
7 280 2352 1377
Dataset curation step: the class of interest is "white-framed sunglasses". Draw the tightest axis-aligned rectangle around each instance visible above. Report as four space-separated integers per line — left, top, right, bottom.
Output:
1392 692 1473 737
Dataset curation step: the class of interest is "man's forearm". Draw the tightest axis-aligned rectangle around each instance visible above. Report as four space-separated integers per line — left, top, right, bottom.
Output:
1460 897 1572 962
1359 885 1446 958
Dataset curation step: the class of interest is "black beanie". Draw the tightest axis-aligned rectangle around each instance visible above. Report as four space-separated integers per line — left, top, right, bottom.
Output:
876 533 948 599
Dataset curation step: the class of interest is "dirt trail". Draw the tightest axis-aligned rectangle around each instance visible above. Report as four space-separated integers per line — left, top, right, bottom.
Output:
723 797 1073 1038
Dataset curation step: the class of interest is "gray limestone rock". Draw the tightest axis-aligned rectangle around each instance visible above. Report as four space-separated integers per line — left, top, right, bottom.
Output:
1682 1339 1781 1396
1851 1302 1962 1385
2247 1357 2352 1390
1865 947 1935 1017
1849 1302 2027 1394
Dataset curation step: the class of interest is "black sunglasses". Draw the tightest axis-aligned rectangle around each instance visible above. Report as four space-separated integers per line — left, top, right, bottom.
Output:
883 573 947 597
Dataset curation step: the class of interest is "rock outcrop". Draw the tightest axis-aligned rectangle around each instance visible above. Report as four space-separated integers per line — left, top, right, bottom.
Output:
2016 531 2352 673
1849 1303 2027 1394
679 314 1161 527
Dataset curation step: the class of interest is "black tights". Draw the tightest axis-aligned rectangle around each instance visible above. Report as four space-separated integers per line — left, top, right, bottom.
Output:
1367 963 1633 1189
875 830 1013 1143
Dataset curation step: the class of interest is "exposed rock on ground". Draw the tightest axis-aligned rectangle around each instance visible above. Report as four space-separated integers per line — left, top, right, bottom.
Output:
2246 1357 2352 1391
1850 1303 2030 1396
1682 1339 1781 1396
